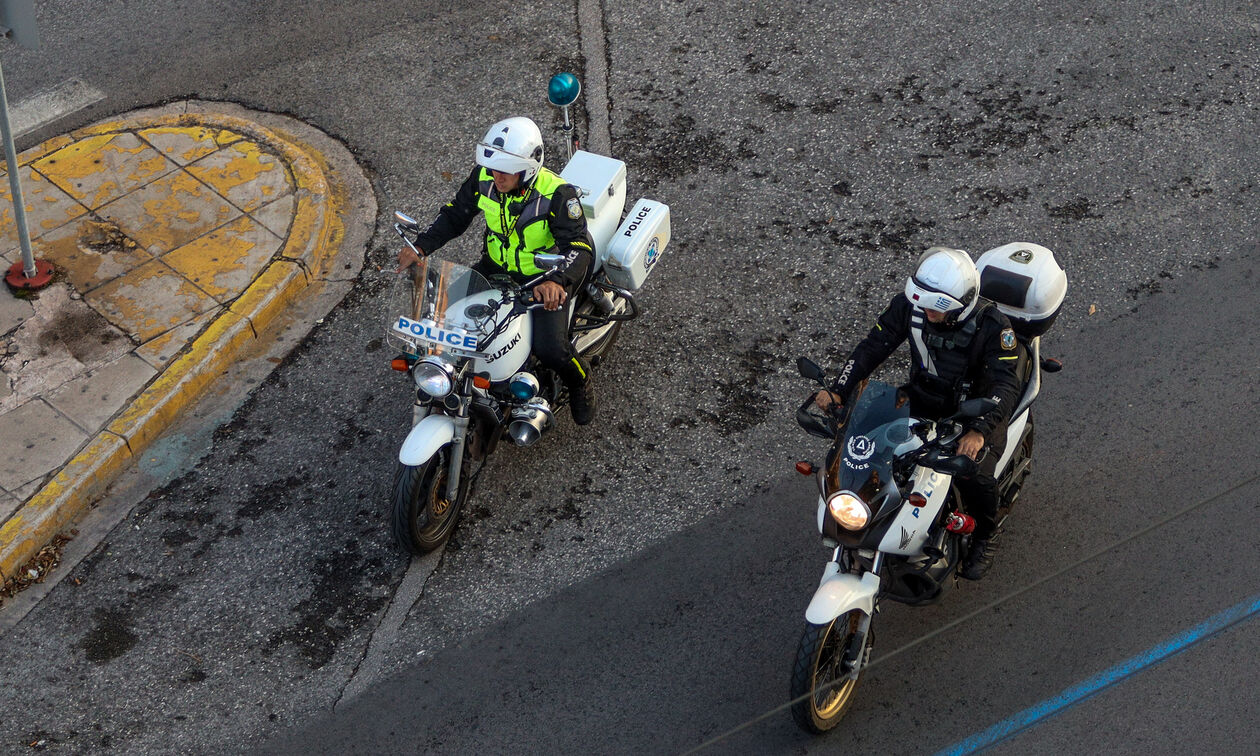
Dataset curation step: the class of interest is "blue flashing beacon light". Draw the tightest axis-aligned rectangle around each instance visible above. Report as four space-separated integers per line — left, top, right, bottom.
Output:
548 73 581 107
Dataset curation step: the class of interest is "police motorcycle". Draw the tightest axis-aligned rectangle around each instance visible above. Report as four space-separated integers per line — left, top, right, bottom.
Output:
787 243 1066 733
385 74 671 554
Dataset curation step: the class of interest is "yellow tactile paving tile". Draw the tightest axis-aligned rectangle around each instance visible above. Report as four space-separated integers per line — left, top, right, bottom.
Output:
85 258 220 342
0 166 90 254
162 214 283 301
186 139 293 212
30 217 152 294
96 170 239 253
32 132 178 210
139 126 243 166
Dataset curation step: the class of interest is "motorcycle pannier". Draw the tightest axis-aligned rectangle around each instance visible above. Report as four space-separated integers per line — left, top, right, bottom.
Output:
605 198 670 291
976 243 1067 338
559 150 627 261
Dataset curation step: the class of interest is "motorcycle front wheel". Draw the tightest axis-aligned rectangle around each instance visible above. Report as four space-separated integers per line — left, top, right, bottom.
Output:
789 610 871 734
390 446 470 554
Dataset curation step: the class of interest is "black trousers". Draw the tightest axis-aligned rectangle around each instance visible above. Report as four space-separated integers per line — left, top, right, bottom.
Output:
530 297 587 388
954 420 1006 540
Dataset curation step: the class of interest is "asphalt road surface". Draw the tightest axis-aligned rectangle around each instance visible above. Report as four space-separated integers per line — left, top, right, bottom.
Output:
266 247 1260 754
0 0 1256 753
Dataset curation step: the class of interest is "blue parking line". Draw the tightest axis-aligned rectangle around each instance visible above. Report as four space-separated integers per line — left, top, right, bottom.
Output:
934 593 1260 756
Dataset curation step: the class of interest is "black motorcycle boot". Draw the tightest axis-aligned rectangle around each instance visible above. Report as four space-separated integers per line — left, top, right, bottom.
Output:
568 378 596 425
960 533 999 581
560 356 595 425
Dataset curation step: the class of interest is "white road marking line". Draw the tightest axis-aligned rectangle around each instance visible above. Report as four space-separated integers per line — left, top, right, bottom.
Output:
334 547 444 709
9 78 105 138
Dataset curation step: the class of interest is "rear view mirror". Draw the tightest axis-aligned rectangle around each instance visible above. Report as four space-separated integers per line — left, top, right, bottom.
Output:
797 357 826 385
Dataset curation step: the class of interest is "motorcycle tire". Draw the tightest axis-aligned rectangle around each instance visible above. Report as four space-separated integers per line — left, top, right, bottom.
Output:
789 610 871 734
390 446 470 555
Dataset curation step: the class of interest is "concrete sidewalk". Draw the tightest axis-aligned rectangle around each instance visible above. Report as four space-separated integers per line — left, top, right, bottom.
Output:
0 101 371 592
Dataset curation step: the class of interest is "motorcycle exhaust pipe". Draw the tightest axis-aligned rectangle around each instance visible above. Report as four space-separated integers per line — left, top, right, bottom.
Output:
508 399 554 446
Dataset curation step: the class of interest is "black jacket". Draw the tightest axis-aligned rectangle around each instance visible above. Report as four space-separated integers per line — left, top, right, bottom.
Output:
413 166 593 288
830 294 1022 439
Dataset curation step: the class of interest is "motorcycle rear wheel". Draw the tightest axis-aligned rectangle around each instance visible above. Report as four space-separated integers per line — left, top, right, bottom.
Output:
390 447 469 554
789 610 870 733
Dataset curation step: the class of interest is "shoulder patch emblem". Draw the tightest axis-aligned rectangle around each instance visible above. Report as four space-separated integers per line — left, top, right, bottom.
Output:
566 197 582 219
1000 328 1017 350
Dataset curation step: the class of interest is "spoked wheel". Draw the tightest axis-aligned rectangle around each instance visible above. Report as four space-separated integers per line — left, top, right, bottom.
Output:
789 610 871 733
390 446 470 554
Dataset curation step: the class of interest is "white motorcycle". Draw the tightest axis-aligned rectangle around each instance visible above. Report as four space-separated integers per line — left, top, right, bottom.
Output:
384 74 670 554
788 243 1067 733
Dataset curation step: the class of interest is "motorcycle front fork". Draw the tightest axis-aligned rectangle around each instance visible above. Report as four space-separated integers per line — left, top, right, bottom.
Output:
838 548 881 680
414 391 471 503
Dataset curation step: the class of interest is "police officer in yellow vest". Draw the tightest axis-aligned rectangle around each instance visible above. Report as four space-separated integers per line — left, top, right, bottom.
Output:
397 117 597 424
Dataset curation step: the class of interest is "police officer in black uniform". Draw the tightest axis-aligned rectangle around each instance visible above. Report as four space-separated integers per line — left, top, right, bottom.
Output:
398 116 597 424
815 247 1022 579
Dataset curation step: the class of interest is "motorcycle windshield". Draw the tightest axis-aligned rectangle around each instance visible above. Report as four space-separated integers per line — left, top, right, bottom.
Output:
387 258 499 358
834 381 914 495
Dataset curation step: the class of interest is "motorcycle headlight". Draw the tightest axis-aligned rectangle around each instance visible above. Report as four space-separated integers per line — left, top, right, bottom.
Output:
827 491 871 531
413 357 454 398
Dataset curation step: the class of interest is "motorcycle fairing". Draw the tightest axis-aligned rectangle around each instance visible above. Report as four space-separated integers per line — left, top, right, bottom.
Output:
994 408 1029 478
878 467 953 556
388 258 535 383
820 382 920 547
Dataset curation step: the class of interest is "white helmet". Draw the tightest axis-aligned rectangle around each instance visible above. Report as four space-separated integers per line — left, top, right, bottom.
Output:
905 246 980 324
475 117 544 184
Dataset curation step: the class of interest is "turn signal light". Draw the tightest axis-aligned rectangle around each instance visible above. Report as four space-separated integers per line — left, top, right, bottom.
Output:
908 493 927 507
472 375 491 390
390 358 410 372
795 461 815 476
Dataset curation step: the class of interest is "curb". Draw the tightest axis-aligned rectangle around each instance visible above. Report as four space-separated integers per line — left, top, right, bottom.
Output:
0 105 354 584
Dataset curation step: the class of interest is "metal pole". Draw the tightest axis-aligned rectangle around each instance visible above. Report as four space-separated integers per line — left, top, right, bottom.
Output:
560 104 575 164
0 58 35 279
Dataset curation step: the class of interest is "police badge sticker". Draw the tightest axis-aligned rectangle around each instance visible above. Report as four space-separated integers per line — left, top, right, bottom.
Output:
566 197 582 220
1000 328 1017 350
846 435 876 461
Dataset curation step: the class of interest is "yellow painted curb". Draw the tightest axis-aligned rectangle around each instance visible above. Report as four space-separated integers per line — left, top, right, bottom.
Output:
0 109 348 583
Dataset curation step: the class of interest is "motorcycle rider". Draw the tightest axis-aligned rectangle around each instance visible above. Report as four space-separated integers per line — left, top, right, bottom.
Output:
397 116 598 424
814 247 1021 580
